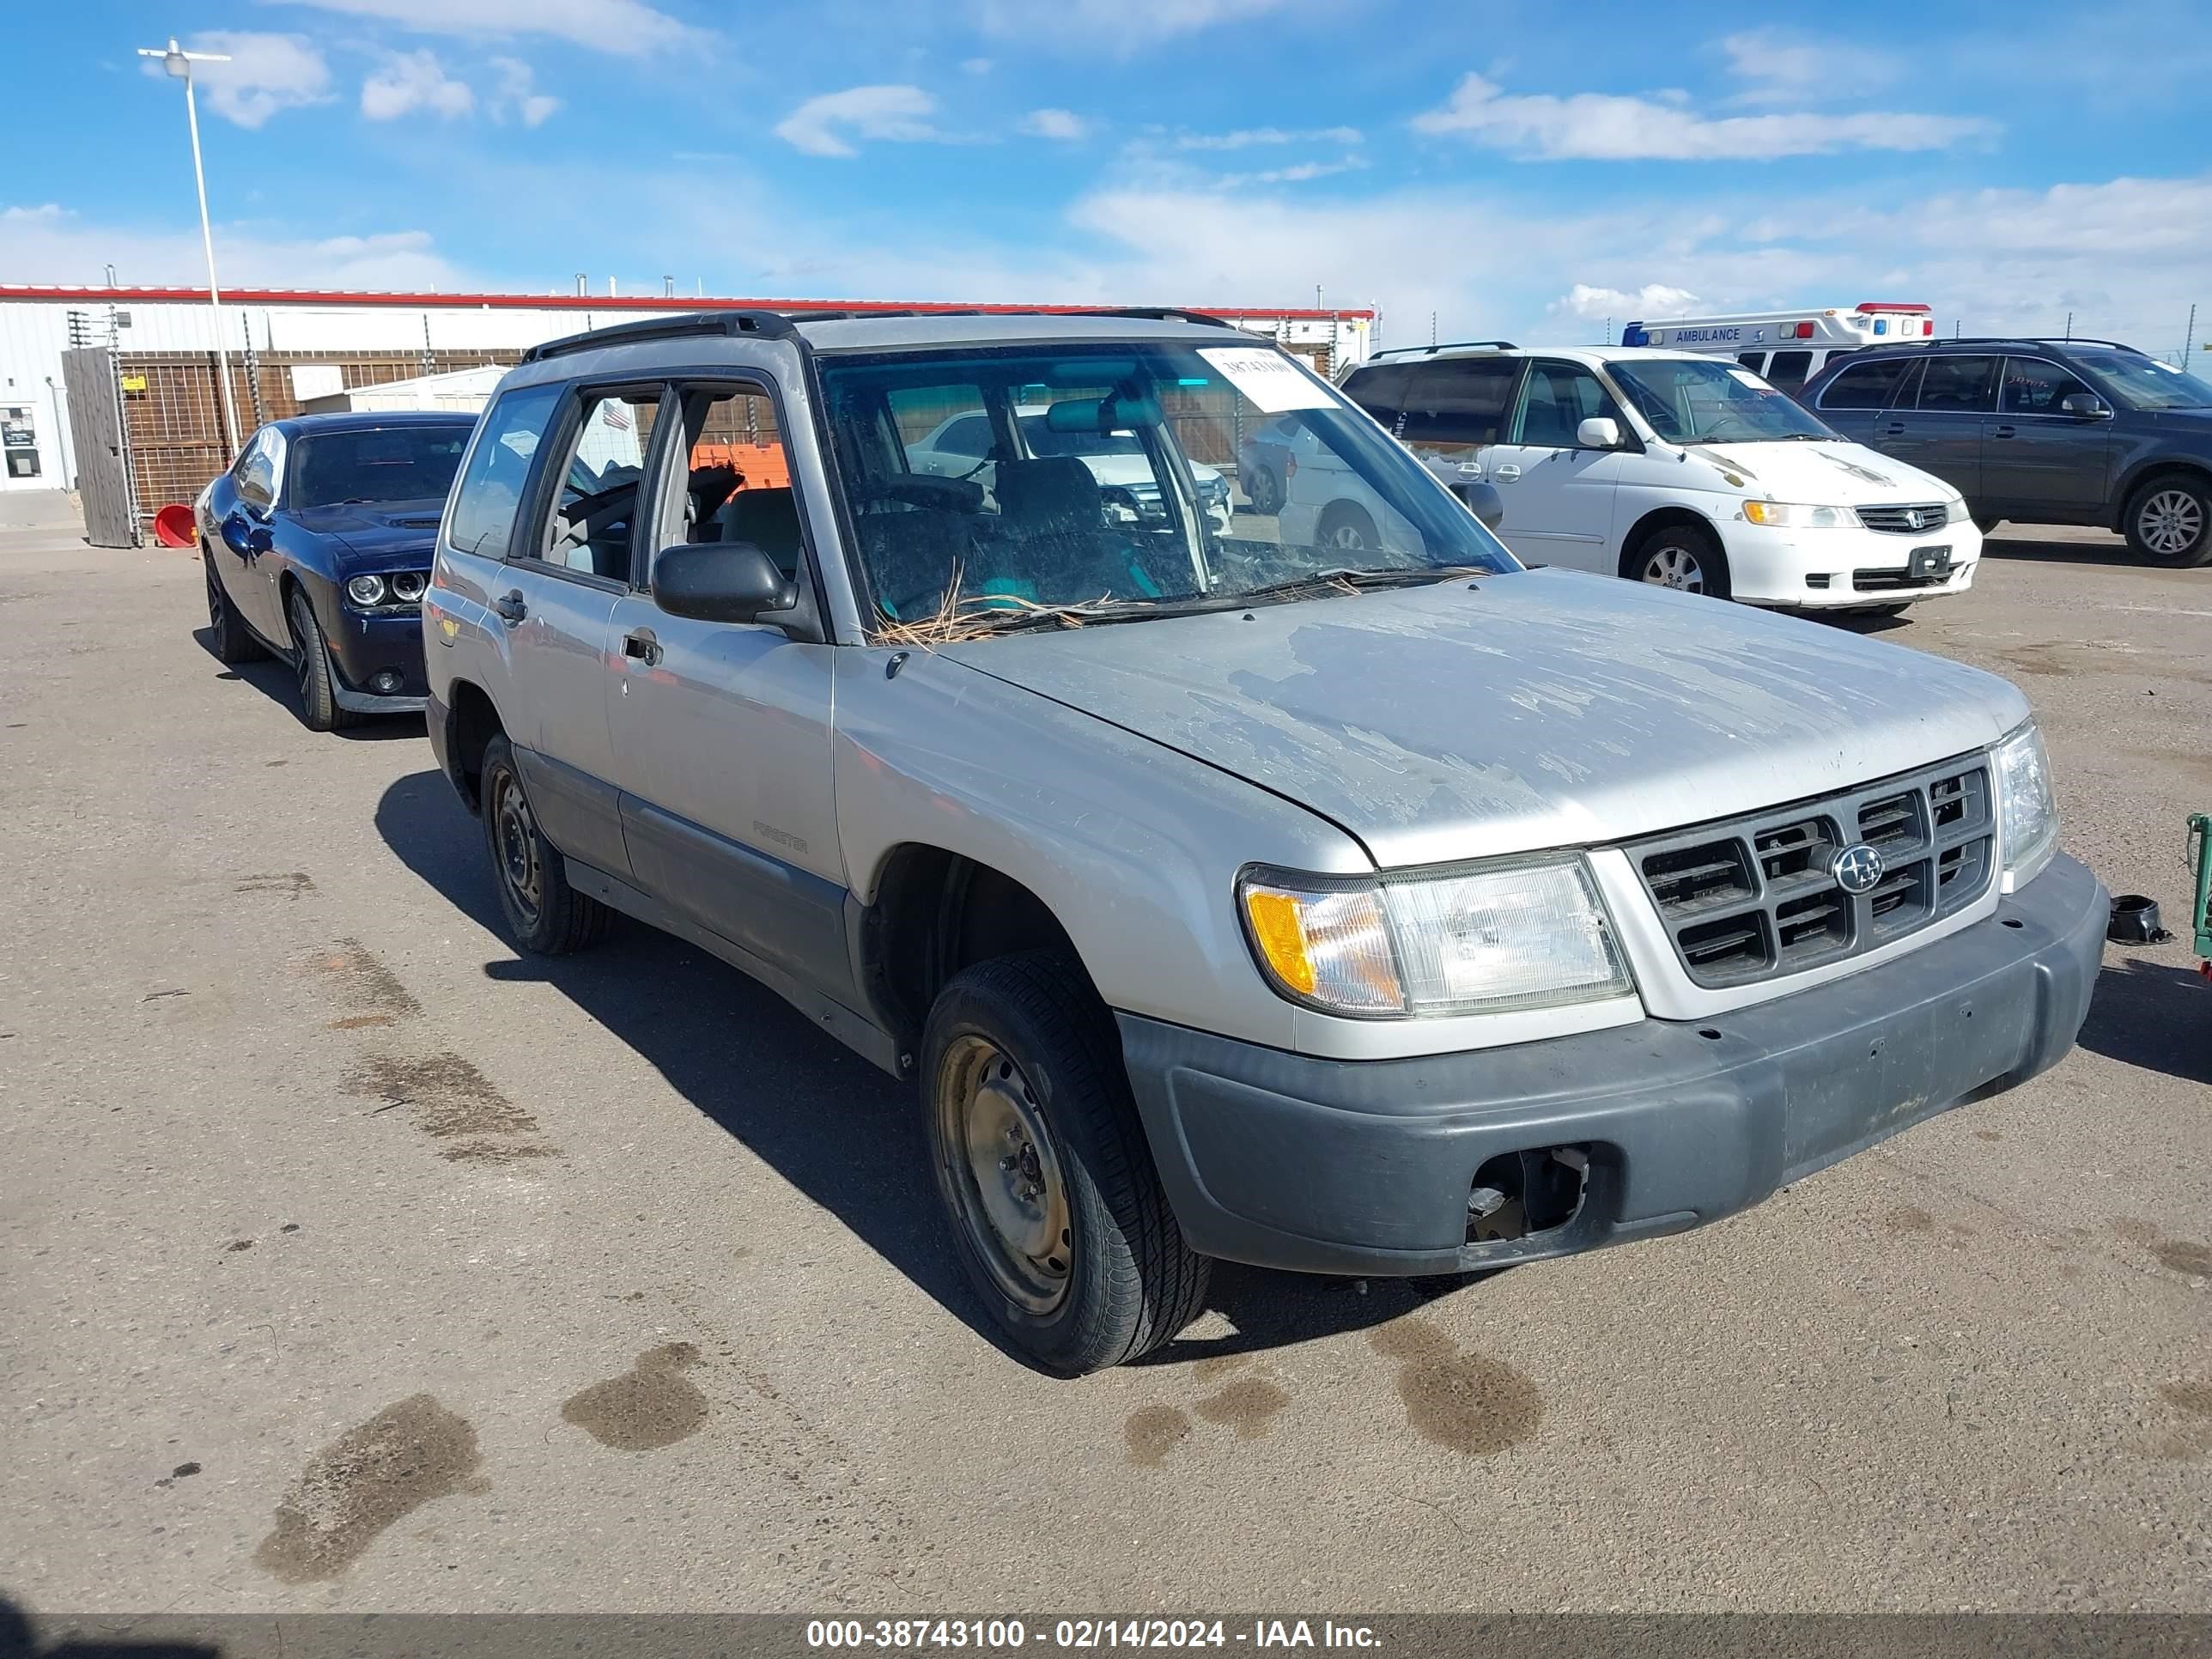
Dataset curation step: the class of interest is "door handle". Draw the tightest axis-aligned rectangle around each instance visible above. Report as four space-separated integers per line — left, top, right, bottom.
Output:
623 627 661 665
1493 465 1521 482
1992 425 2017 438
1882 422 1906 436
493 590 526 626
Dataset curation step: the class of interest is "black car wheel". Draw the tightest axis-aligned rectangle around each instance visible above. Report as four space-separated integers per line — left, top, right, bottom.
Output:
1628 524 1732 599
1316 501 1377 551
287 587 362 732
2124 473 2212 567
921 950 1207 1376
1246 464 1285 515
479 733 611 955
204 545 266 664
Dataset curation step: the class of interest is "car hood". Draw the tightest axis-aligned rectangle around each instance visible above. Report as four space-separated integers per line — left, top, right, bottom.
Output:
291 501 444 565
1676 439 1959 503
1074 455 1224 489
939 568 2030 869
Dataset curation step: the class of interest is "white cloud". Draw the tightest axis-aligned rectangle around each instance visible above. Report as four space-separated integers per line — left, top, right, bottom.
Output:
4 202 473 291
1719 28 1897 106
1213 157 1367 188
970 0 1289 50
1550 283 1701 321
961 57 994 75
1176 125 1362 151
362 51 475 120
144 33 333 129
490 57 560 126
1020 108 1089 141
1413 71 1995 161
774 86 944 159
273 0 697 56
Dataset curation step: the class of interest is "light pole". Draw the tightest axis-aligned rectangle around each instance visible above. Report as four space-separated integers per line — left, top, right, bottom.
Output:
137 37 241 459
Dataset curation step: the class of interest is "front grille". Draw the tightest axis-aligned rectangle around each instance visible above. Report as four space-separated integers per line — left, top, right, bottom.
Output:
1856 502 1951 535
1627 754 1994 988
1852 568 1951 592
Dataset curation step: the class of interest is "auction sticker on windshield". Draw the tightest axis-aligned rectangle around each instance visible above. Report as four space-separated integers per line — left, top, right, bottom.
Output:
1197 347 1334 412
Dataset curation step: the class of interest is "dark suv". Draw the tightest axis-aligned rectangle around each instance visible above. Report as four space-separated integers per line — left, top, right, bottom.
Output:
1802 338 2212 566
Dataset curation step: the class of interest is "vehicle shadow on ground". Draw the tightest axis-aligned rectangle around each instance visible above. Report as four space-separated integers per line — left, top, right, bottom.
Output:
193 626 423 742
2075 956 2212 1086
374 766 1467 1371
1806 610 1912 638
1978 532 2140 570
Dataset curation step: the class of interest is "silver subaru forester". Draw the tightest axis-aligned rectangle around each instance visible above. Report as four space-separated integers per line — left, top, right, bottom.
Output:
422 308 2106 1376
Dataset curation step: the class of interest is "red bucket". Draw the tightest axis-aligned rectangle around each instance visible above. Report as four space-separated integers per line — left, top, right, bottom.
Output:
153 503 198 548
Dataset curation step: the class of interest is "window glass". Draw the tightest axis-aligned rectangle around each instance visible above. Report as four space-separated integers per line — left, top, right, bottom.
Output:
235 428 281 507
814 342 1516 634
2065 349 2212 410
1402 357 1519 447
1339 364 1412 428
1736 352 1766 370
1765 349 1814 392
1818 357 1914 410
447 384 562 560
538 390 661 581
2000 358 2094 415
1606 357 1833 441
662 385 805 582
1914 356 2000 413
289 424 471 508
931 414 995 459
1508 361 1624 447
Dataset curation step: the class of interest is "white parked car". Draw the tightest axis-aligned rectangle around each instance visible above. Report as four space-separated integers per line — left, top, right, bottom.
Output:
908 404 1234 534
1339 344 1981 613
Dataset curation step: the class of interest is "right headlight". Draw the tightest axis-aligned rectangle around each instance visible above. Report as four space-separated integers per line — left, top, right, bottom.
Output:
1742 501 1856 528
1238 857 1633 1018
345 573 387 607
1992 720 2058 891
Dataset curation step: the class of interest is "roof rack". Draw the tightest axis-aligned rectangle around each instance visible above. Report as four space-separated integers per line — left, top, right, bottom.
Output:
521 310 798 362
520 304 1239 363
1928 335 2136 351
1373 339 1516 360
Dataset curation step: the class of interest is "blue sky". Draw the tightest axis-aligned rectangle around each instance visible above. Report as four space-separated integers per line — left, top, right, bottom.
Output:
5 0 2209 351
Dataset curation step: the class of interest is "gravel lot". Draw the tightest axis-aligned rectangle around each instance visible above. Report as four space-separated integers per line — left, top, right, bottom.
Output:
3 490 2208 1615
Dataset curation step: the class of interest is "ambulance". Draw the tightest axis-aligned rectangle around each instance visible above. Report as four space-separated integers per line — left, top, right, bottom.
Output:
1622 303 1941 397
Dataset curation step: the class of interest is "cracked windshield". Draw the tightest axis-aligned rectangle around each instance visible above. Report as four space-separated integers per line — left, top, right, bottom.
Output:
817 340 1519 635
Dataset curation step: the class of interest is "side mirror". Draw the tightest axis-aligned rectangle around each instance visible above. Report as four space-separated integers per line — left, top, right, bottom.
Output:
1462 481 1506 531
1577 416 1622 450
2059 392 2112 420
652 541 796 624
221 509 270 556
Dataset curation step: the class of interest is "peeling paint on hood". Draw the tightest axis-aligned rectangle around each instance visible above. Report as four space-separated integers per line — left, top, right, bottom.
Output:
940 568 2030 869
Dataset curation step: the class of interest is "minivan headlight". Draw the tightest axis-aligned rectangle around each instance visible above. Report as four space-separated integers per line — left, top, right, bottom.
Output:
1743 501 1856 528
1993 720 2058 891
1239 858 1633 1018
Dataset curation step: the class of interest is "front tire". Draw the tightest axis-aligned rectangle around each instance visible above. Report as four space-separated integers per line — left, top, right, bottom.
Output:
480 732 611 954
287 586 360 732
1316 501 1377 553
1629 524 1731 599
921 951 1208 1376
204 545 266 663
2124 473 2212 567
1247 465 1285 515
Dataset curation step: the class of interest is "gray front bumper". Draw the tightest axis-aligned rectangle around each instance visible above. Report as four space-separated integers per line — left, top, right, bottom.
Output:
1117 852 2106 1276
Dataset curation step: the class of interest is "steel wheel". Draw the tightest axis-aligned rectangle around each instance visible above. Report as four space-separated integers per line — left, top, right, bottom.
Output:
1640 544 1706 592
2136 488 2204 557
935 1034 1072 1316
489 767 544 927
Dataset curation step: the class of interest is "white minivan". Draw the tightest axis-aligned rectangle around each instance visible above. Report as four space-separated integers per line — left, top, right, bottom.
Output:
1337 343 1981 613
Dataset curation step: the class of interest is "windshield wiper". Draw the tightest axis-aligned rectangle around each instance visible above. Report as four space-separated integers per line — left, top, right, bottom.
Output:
1231 564 1492 607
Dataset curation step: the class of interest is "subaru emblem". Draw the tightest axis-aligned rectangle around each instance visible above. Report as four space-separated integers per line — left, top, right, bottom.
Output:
1832 842 1886 895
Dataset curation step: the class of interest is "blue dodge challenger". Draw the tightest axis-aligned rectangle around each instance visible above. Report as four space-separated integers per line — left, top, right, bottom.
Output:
195 410 477 732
